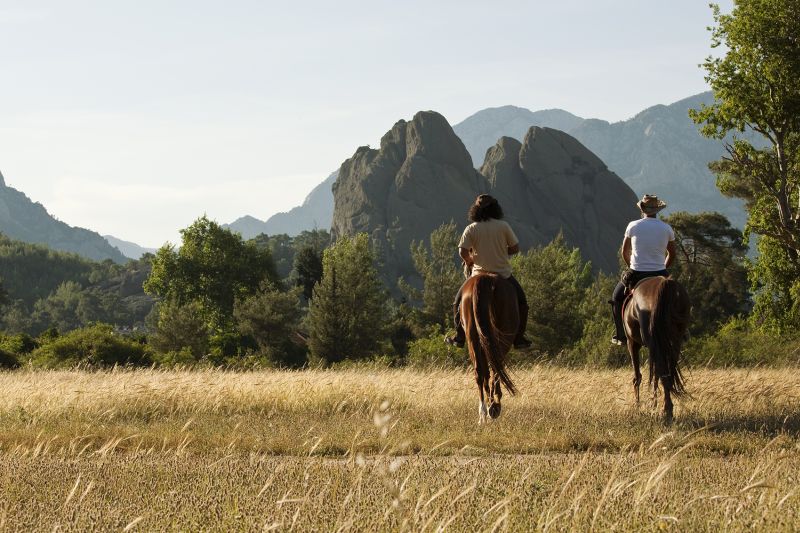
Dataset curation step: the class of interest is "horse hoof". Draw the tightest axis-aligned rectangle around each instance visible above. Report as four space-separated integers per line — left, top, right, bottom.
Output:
488 403 502 419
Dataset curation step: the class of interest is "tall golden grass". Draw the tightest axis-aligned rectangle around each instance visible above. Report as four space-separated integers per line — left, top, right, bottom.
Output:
0 367 797 530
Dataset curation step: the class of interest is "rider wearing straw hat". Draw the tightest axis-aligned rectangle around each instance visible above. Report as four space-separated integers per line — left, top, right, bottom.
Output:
610 194 677 345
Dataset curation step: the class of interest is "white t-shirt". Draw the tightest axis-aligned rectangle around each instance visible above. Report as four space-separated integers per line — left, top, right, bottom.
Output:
625 217 675 271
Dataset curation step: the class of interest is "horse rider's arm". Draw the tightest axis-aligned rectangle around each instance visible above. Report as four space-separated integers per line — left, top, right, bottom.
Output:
665 240 677 268
621 237 632 267
459 247 473 266
507 243 520 256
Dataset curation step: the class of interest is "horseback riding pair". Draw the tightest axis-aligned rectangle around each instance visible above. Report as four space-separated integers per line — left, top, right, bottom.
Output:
450 193 689 423
446 193 677 351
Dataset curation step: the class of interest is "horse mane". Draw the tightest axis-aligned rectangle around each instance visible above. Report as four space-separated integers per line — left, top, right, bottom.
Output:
649 277 687 395
471 275 516 395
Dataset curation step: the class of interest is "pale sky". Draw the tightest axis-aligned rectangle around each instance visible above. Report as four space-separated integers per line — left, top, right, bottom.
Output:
0 0 733 247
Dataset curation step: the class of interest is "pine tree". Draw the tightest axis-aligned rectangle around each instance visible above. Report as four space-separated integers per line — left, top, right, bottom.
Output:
307 234 387 363
408 222 463 328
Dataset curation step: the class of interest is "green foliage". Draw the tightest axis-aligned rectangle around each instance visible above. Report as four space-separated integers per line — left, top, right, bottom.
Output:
663 211 750 335
0 347 18 369
234 283 306 367
148 300 210 361
250 229 331 282
29 324 152 369
405 327 467 368
683 316 800 366
407 222 463 329
748 235 800 332
691 0 800 328
145 216 279 330
574 274 628 367
293 246 323 301
512 235 593 355
0 235 153 334
307 234 388 364
0 332 37 356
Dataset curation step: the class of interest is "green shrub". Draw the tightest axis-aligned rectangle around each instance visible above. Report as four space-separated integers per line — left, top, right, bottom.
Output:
0 333 38 357
0 347 19 369
406 328 467 368
683 317 800 367
29 324 152 368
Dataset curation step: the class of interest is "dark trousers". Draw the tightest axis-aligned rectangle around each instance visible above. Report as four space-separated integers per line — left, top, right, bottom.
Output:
611 269 669 339
453 274 529 342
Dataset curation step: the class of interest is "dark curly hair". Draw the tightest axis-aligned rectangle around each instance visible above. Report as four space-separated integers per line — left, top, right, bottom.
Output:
468 194 504 222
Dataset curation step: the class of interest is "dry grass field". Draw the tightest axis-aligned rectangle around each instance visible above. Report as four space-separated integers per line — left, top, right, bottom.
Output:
0 366 798 531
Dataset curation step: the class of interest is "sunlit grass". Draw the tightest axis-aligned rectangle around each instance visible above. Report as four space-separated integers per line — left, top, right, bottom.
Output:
0 367 797 530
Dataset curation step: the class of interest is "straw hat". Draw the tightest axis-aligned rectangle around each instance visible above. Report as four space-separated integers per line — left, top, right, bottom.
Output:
637 194 667 214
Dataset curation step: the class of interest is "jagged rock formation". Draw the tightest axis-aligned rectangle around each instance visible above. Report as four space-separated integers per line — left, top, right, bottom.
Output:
0 170 128 263
332 112 638 286
226 171 338 239
483 128 639 272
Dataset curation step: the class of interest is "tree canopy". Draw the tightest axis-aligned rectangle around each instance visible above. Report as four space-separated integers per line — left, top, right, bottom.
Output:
144 216 279 329
690 0 800 328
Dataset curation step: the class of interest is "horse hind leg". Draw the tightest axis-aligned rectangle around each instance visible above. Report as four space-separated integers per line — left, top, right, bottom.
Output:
627 340 642 407
488 374 502 420
661 375 674 425
475 370 488 425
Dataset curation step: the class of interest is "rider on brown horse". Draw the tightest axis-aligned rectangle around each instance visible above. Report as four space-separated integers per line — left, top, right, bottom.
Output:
446 194 532 349
611 194 677 345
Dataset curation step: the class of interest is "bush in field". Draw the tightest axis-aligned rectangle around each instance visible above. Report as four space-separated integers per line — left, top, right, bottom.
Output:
0 347 19 368
0 332 38 357
148 300 210 360
405 327 468 368
683 317 800 367
234 283 306 367
29 324 152 368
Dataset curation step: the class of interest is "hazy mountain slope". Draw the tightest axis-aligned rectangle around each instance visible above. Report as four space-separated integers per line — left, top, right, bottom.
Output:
0 171 128 263
454 106 585 167
103 235 157 259
226 171 338 239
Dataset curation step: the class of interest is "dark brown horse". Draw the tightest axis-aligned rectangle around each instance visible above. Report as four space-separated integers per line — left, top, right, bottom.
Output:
460 273 517 423
623 276 690 423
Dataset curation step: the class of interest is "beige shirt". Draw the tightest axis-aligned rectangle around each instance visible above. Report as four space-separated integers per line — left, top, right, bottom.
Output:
458 218 518 278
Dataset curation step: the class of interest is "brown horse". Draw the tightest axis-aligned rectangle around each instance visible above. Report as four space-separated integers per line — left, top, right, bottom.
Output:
623 276 690 423
460 273 518 423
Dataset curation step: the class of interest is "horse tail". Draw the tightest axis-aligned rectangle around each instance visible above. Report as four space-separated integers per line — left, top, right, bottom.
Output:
648 277 686 396
473 275 516 395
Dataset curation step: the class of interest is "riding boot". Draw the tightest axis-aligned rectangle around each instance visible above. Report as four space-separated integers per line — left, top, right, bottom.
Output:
445 292 466 348
611 300 626 345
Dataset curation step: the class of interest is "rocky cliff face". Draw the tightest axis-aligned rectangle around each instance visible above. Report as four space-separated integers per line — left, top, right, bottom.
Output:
332 112 638 286
0 172 128 263
483 128 639 272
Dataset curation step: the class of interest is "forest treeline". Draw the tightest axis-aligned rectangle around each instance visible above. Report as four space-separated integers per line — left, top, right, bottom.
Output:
0 207 797 369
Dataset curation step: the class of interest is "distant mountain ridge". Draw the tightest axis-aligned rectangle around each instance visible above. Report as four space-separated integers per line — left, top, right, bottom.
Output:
225 171 338 239
0 170 128 263
453 92 746 227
